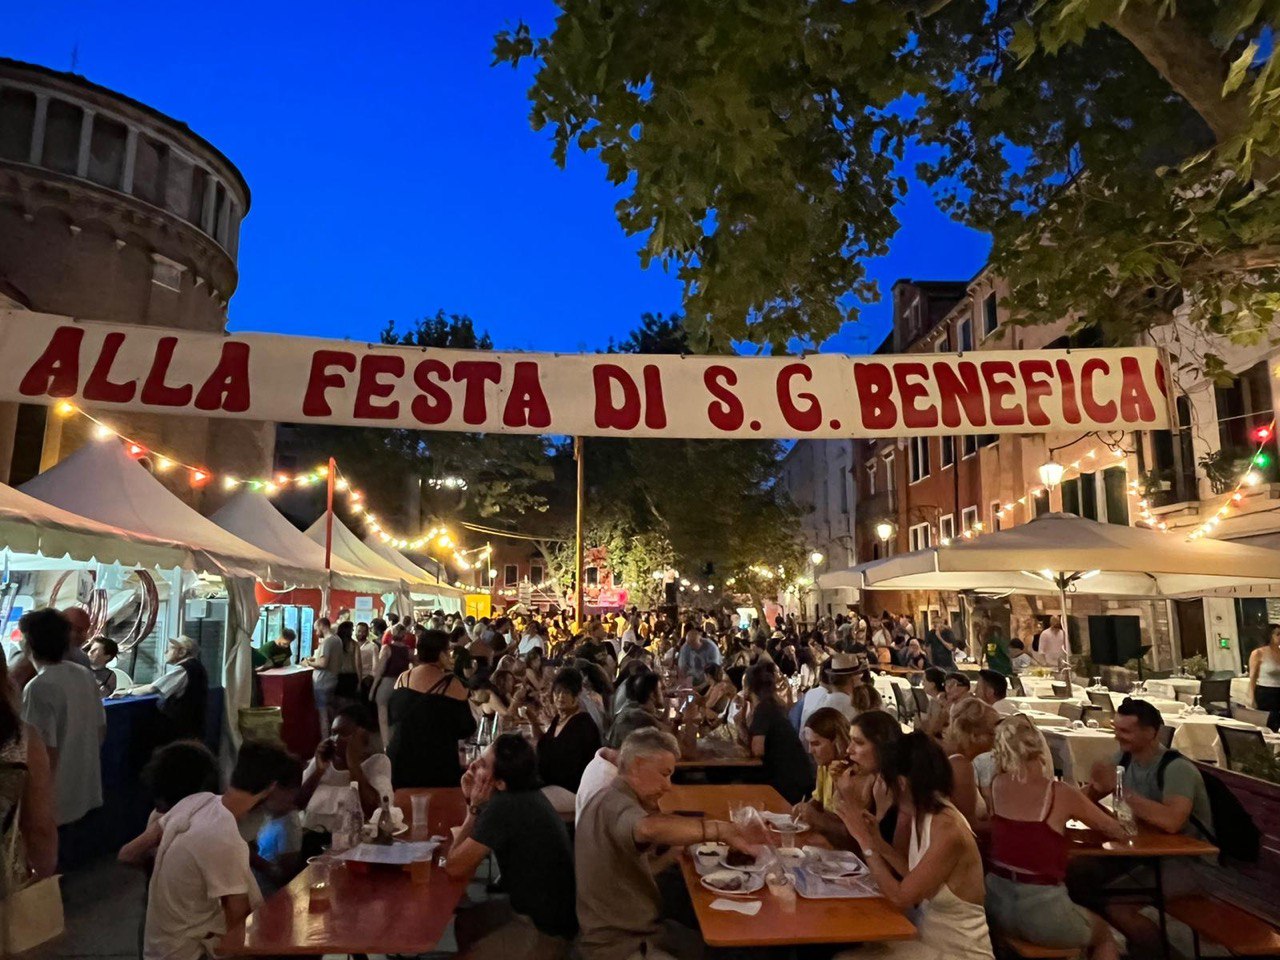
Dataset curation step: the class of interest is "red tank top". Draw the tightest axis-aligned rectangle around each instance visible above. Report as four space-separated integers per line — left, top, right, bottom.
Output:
989 781 1068 883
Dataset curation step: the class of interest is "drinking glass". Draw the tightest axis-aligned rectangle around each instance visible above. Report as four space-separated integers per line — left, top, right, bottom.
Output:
410 794 431 839
765 869 796 913
777 824 800 851
307 856 332 910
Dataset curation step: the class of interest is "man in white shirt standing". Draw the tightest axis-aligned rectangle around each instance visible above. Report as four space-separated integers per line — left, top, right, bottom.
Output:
19 609 106 841
1037 615 1069 665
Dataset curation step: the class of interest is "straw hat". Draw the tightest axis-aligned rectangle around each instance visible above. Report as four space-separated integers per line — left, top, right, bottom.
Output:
827 652 866 675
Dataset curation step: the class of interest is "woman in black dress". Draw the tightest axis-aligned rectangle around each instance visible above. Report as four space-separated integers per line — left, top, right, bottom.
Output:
739 662 814 804
531 667 601 794
387 630 476 788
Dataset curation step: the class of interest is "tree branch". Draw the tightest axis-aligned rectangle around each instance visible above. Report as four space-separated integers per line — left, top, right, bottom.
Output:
1182 244 1280 279
1103 4 1277 181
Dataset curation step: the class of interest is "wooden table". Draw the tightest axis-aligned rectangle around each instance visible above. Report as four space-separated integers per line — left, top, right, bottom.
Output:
675 740 763 770
219 788 469 956
658 784 916 948
1067 823 1218 960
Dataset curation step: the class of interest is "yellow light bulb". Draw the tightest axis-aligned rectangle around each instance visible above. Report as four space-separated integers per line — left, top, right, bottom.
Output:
55 401 76 417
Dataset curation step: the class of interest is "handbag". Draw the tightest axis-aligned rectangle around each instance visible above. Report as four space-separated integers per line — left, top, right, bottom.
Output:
0 795 65 955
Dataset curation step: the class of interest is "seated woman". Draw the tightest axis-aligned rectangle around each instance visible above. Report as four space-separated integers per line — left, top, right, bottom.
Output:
904 638 930 671
387 630 476 789
944 699 998 825
985 715 1125 960
531 667 602 797
792 707 851 838
740 662 814 804
446 734 576 959
836 732 994 960
918 667 949 738
701 663 738 720
298 704 392 856
832 709 903 847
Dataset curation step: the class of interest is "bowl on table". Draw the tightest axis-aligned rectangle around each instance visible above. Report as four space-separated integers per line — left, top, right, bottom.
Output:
699 868 764 897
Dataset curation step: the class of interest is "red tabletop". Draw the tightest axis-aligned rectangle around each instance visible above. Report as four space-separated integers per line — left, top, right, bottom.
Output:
220 788 468 956
659 784 916 948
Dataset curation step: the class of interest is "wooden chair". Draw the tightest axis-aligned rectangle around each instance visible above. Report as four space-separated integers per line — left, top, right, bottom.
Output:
1166 895 1280 958
1217 724 1268 771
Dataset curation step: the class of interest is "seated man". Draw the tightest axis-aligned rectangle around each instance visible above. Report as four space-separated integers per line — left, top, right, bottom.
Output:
975 669 1016 716
445 733 577 959
121 739 296 960
576 728 765 960
1068 698 1216 960
1008 638 1033 673
87 636 120 697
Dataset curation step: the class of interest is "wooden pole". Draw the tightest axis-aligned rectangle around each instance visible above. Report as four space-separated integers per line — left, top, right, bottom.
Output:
324 457 336 572
574 436 585 627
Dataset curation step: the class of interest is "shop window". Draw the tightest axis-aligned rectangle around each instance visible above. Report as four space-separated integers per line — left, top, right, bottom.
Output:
40 98 81 175
88 114 127 188
0 88 35 162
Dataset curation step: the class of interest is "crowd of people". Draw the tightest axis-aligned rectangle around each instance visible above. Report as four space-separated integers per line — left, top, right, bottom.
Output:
0 601 1235 960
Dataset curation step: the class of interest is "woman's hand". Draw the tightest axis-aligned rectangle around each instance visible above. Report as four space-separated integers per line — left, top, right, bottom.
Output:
314 738 335 771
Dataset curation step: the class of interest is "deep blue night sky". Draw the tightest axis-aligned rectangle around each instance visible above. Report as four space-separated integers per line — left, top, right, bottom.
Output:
8 1 989 354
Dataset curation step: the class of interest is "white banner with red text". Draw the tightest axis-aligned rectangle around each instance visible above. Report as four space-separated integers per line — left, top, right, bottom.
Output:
0 312 1170 438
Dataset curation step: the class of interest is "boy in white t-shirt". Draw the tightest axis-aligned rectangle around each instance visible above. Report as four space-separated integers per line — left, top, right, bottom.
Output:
120 740 297 960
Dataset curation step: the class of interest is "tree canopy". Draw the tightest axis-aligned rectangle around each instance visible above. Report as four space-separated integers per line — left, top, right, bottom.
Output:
495 1 1280 360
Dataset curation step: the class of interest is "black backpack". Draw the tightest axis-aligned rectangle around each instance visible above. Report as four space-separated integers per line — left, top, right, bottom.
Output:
1120 749 1260 864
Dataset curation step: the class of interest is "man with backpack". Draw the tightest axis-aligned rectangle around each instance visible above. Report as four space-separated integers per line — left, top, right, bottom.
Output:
1069 698 1219 958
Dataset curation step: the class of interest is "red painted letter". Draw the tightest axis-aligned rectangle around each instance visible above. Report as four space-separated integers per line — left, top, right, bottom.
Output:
933 361 987 428
981 360 1022 427
1080 358 1115 424
194 341 250 412
18 326 82 398
411 359 452 425
140 337 193 407
893 362 937 429
1017 359 1054 427
83 332 137 403
642 365 667 430
1119 356 1156 423
354 354 404 420
1055 359 1081 426
777 364 822 432
593 364 642 430
854 363 898 431
705 366 744 431
302 350 357 417
452 361 502 426
503 361 552 429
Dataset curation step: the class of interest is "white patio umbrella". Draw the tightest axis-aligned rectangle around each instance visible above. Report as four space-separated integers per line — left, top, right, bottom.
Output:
858 513 1280 655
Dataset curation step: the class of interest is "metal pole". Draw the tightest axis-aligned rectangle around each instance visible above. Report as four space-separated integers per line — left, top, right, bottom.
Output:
324 457 336 572
574 436 585 627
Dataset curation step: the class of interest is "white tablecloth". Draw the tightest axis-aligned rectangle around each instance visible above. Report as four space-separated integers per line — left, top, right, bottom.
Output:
1021 709 1071 728
1005 696 1074 715
1144 678 1202 701
1106 692 1185 717
1042 728 1117 784
873 674 913 717
1231 677 1252 705
1164 714 1271 764
1018 679 1087 698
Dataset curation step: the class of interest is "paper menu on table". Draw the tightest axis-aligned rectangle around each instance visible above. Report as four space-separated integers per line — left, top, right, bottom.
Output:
338 840 439 865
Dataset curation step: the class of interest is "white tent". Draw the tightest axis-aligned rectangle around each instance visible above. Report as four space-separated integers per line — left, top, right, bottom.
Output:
0 480 198 571
362 536 437 584
19 439 308 582
860 513 1280 599
361 536 465 613
210 490 398 593
303 514 416 616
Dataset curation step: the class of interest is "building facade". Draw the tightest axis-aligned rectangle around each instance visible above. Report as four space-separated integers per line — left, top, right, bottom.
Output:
0 59 271 502
851 271 1279 675
778 438 857 620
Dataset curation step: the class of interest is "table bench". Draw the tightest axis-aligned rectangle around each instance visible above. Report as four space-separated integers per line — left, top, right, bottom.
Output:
1166 896 1280 957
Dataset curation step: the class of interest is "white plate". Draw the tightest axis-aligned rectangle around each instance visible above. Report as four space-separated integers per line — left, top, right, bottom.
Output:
773 847 806 864
761 813 809 833
720 848 769 873
688 841 729 860
699 869 764 897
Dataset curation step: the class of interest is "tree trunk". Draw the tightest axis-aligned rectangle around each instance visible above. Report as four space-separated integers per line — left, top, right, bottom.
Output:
1104 5 1279 183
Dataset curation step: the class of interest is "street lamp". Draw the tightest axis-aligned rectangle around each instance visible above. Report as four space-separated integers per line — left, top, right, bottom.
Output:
875 521 895 543
1038 458 1066 490
809 551 825 566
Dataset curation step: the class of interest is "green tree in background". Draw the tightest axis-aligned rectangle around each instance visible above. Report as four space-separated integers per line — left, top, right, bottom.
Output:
495 1 1280 363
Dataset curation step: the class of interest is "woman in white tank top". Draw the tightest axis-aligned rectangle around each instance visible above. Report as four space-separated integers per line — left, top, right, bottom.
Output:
1248 624 1280 731
835 731 994 960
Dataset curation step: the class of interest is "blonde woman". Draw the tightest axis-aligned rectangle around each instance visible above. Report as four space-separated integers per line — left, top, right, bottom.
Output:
943 699 997 825
985 715 1126 960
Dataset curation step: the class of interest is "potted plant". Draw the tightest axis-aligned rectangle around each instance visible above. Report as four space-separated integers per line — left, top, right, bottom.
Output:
1181 654 1210 679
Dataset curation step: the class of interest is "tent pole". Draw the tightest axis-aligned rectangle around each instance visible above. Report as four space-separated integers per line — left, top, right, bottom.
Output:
574 437 585 626
323 457 336 573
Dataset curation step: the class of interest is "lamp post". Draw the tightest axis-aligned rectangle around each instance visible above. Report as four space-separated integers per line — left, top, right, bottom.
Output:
875 521 895 557
1038 458 1066 491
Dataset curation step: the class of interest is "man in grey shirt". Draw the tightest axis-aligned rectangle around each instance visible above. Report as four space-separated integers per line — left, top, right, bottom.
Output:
19 608 106 827
576 729 762 960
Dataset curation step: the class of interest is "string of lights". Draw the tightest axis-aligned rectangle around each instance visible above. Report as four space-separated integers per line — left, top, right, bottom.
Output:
50 401 470 563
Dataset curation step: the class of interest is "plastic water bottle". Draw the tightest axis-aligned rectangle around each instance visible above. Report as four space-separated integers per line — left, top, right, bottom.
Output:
331 782 364 852
1113 765 1136 835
